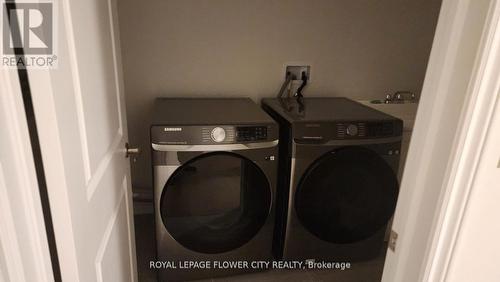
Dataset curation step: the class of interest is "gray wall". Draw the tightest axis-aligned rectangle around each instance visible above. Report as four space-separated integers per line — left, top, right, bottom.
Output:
117 0 442 189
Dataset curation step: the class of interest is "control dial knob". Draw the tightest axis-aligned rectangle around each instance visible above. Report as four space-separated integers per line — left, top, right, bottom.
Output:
346 124 359 136
211 127 226 143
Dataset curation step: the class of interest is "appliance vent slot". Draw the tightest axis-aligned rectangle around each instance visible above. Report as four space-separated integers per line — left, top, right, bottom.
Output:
358 123 366 137
337 124 346 138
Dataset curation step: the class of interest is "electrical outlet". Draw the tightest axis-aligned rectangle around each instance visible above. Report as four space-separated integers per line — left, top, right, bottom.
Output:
286 65 311 81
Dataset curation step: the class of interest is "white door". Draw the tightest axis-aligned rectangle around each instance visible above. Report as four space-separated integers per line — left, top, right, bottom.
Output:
382 0 498 281
26 0 137 281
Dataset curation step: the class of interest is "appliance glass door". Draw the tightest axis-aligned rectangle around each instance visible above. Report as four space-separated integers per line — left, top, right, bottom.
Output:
160 152 271 254
295 146 398 244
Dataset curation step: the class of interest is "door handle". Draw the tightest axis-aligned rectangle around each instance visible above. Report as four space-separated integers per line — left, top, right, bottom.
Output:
125 142 140 158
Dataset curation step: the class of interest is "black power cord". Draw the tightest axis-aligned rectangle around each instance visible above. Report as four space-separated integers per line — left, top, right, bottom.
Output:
295 71 308 112
295 71 308 99
277 71 294 99
276 70 308 113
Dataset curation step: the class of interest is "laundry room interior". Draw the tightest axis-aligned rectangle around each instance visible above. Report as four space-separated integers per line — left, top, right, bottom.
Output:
7 0 500 281
118 0 443 281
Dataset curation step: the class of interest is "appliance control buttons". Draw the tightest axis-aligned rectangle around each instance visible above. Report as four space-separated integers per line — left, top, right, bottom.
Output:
236 126 267 141
211 127 226 143
346 124 359 136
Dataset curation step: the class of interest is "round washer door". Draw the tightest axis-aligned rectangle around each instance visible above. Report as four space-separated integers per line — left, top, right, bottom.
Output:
295 146 399 244
160 152 271 254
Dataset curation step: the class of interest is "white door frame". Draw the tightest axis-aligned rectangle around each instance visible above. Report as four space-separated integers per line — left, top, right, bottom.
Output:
382 0 500 281
422 0 500 280
0 66 54 281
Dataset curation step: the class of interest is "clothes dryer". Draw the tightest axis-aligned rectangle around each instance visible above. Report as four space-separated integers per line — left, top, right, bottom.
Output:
262 97 402 261
152 98 278 281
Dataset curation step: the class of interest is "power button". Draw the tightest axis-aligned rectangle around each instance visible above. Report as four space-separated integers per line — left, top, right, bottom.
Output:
346 124 359 136
211 127 226 143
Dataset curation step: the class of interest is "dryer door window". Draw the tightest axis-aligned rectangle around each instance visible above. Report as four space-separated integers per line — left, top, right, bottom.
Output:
160 152 271 254
295 146 398 244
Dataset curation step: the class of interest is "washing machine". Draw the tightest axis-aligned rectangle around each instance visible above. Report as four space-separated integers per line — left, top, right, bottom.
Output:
151 98 278 281
262 97 402 261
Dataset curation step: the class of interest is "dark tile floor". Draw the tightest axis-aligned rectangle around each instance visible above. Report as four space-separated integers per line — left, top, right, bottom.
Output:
134 214 386 282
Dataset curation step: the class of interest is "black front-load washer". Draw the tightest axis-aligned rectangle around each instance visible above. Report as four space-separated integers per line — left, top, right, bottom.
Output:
151 98 279 281
262 97 402 261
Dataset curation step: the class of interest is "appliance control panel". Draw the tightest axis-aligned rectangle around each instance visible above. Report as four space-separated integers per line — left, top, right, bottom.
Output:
151 124 276 145
293 120 403 143
337 122 367 138
236 126 268 142
202 126 235 143
336 121 400 139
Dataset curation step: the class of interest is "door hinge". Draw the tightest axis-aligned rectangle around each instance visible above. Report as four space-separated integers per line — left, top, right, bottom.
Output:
389 230 398 252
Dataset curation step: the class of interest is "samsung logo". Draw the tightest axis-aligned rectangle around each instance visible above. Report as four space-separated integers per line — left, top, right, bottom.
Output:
164 127 182 132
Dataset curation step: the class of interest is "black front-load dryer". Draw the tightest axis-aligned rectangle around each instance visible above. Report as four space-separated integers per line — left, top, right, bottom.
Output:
262 97 402 262
151 98 278 281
